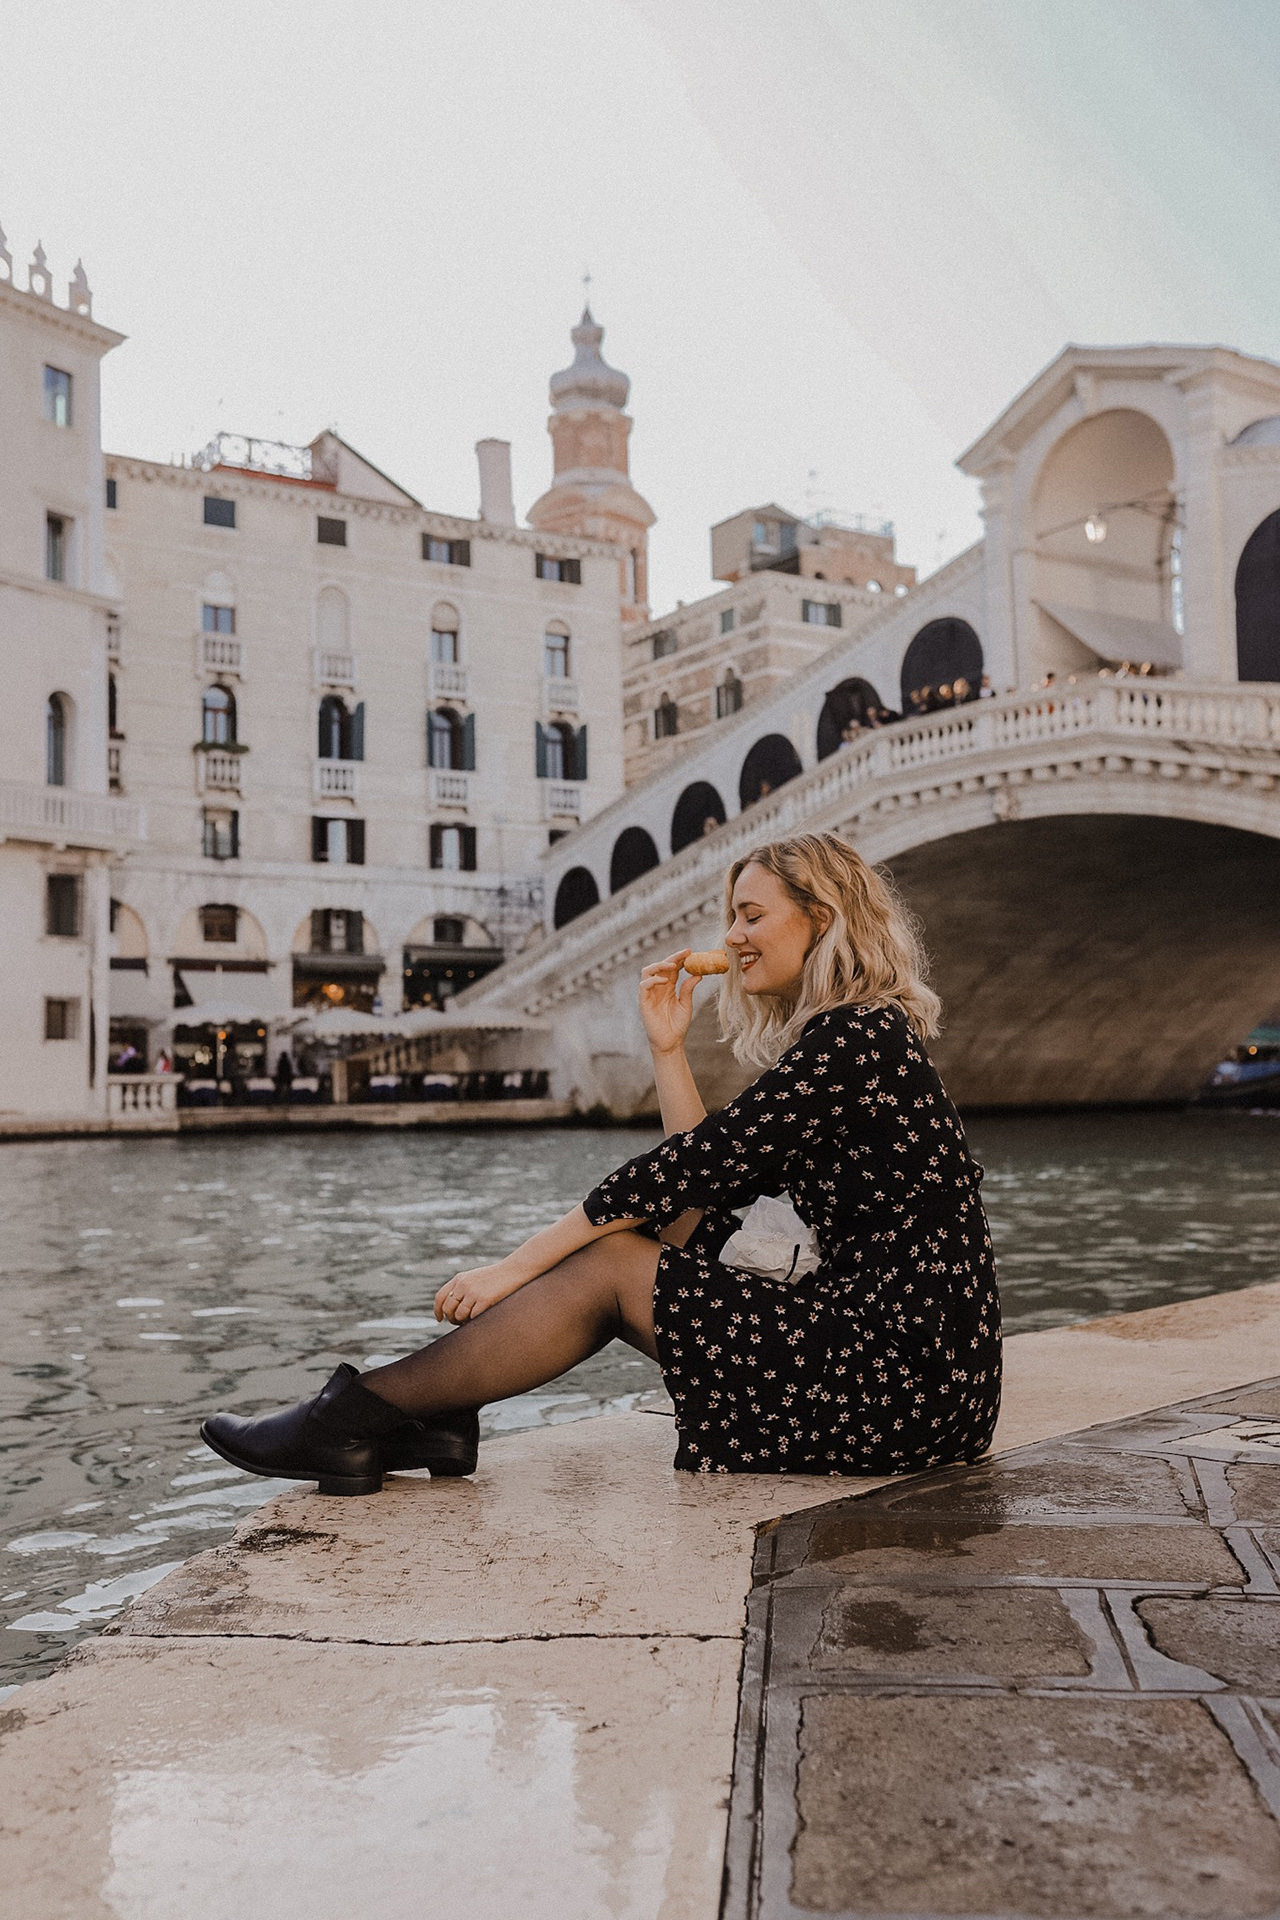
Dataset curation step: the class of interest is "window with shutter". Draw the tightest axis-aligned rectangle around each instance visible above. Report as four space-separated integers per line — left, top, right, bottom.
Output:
311 817 329 862
535 722 548 779
311 908 328 949
459 825 477 871
574 724 588 782
462 712 476 771
317 517 347 547
344 910 364 954
347 820 366 865
350 701 365 762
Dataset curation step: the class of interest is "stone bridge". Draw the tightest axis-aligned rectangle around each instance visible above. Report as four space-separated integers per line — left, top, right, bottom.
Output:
464 680 1280 1113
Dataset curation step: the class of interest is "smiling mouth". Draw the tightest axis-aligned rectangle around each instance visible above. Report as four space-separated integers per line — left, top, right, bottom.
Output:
739 952 760 970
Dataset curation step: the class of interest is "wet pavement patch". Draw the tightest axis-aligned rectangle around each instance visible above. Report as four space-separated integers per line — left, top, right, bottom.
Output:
724 1378 1280 1919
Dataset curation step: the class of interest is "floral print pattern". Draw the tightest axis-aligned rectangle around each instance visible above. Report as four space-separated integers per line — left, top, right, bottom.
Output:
583 1003 1001 1475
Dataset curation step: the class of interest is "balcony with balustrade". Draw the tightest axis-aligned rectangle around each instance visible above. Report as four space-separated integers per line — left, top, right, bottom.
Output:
200 634 243 677
541 676 580 717
542 783 582 822
0 780 143 851
429 770 470 810
197 750 245 796
314 759 360 801
430 662 469 701
313 648 357 690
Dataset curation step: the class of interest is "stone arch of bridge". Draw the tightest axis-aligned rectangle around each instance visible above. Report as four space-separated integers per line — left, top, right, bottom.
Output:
739 733 803 810
554 865 600 929
1235 508 1280 682
671 780 727 855
610 824 661 894
900 621 983 711
885 811 1280 1107
817 677 885 758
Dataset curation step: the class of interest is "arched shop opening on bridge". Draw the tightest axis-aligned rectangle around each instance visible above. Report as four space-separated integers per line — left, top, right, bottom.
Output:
1028 406 1181 677
1236 505 1280 682
900 620 983 713
671 780 726 855
554 865 600 928
817 677 887 758
610 825 661 893
402 914 501 1010
739 733 803 809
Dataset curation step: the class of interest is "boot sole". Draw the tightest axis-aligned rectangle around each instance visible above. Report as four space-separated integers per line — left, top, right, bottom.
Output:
199 1421 383 1498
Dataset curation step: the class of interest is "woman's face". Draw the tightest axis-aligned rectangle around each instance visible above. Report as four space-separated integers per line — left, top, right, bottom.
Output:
726 863 819 996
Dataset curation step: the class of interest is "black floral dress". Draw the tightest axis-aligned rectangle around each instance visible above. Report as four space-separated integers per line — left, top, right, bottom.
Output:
583 1001 1001 1475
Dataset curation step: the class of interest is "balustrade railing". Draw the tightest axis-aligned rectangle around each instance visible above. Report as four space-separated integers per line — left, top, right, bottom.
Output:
314 648 356 688
430 770 469 808
314 759 359 799
108 1075 178 1116
0 779 143 848
200 634 243 675
198 751 244 794
430 662 468 700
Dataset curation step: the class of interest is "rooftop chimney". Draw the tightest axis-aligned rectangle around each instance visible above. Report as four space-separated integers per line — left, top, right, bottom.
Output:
476 438 515 526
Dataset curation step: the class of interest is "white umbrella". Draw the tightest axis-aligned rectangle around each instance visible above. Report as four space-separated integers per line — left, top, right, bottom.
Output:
295 1006 407 1040
170 999 273 1029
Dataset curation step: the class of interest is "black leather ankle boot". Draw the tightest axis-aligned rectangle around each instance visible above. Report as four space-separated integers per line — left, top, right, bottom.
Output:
381 1408 480 1477
200 1363 412 1497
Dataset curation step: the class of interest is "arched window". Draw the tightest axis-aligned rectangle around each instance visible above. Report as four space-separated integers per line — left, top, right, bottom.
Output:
202 685 236 747
553 866 600 929
544 626 570 678
431 602 459 664
1236 510 1280 681
427 706 475 771
671 781 726 855
739 734 802 809
318 695 365 760
816 677 884 758
900 619 983 713
536 719 585 781
655 693 679 739
715 670 743 719
45 694 68 786
609 825 661 893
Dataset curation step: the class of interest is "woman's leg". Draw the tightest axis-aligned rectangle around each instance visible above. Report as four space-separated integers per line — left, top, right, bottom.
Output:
362 1228 664 1418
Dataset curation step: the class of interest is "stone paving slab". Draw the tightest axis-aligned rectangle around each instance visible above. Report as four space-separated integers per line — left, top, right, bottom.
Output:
726 1377 1280 1919
0 1634 739 1920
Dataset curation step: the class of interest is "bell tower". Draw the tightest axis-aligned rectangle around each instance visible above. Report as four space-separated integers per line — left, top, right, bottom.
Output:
527 305 655 624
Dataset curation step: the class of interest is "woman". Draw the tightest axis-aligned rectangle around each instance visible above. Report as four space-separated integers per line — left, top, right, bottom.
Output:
201 833 1001 1493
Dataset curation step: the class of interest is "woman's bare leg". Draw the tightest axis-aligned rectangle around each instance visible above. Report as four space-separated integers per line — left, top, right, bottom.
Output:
362 1228 665 1418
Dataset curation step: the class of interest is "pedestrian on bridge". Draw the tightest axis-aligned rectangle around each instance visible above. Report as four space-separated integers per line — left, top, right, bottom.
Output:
200 833 1002 1491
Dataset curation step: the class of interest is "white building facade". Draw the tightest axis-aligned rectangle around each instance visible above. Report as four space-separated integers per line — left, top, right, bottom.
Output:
103 425 625 1064
0 230 140 1119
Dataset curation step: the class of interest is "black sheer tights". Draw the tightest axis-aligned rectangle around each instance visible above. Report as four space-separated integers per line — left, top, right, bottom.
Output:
360 1228 667 1420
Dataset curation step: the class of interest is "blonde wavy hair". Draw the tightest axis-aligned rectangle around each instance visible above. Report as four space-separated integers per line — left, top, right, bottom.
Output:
718 832 940 1067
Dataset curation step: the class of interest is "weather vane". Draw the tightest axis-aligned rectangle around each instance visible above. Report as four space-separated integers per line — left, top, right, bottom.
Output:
583 267 592 302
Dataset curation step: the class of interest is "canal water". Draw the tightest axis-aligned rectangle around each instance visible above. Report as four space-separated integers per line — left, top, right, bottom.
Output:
4 1110 1280 1689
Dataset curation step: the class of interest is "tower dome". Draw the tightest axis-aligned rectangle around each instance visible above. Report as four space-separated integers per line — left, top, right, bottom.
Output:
549 308 630 414
527 302 655 625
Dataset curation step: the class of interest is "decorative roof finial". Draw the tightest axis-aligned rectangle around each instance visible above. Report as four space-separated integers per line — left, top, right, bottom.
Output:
0 222 11 285
549 302 629 414
68 259 92 317
28 242 52 301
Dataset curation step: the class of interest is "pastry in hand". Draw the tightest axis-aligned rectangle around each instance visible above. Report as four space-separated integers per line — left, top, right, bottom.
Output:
684 949 730 977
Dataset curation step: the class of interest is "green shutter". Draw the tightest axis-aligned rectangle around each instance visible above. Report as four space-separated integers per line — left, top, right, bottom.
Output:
462 712 476 771
535 721 547 778
350 701 365 761
574 724 588 781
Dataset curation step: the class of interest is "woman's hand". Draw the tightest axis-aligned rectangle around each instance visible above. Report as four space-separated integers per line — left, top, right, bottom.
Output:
434 1257 531 1325
638 949 697 1057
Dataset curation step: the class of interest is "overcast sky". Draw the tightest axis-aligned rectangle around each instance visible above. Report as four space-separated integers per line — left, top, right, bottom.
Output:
4 0 1279 610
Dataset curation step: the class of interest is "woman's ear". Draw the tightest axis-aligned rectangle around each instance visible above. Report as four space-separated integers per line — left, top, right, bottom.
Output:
809 903 834 940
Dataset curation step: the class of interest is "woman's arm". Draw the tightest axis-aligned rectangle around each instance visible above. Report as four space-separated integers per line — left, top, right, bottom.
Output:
435 1201 643 1324
639 950 708 1135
